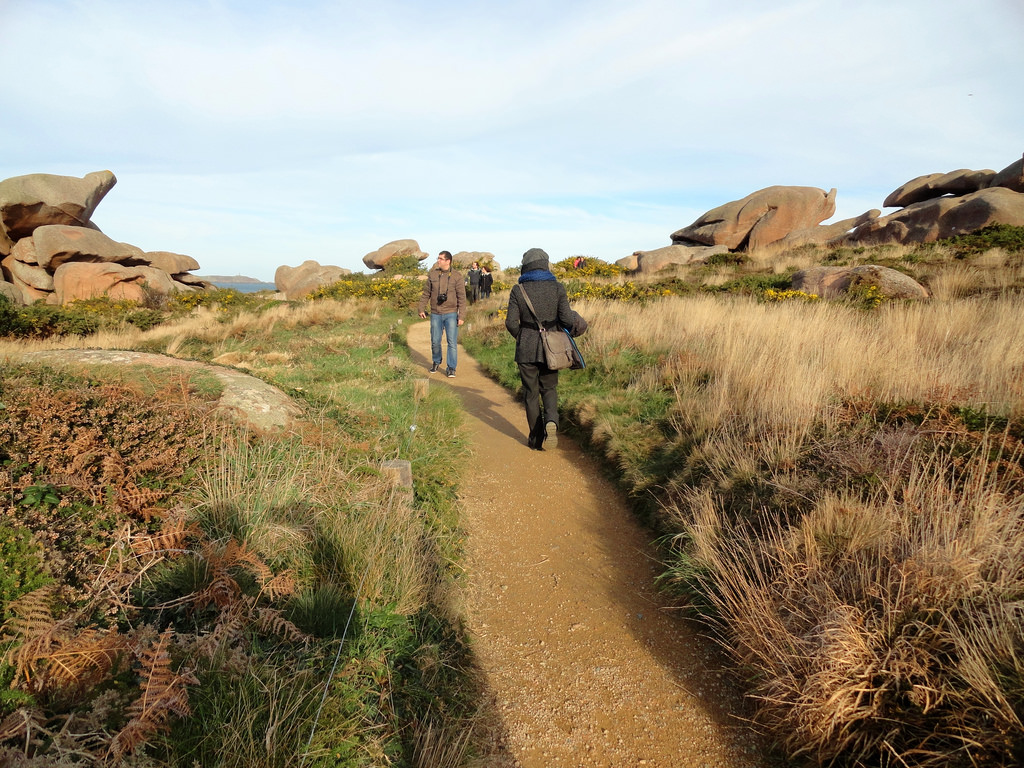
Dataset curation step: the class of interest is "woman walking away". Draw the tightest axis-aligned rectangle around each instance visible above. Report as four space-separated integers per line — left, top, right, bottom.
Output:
505 248 588 450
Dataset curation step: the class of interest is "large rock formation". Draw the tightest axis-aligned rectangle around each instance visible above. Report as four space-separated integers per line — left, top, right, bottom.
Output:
847 153 1024 246
883 168 996 208
0 170 115 254
620 243 729 273
776 210 881 248
274 259 352 300
0 170 209 305
362 239 429 271
672 186 837 251
452 251 499 270
848 186 1024 246
791 265 929 300
630 152 1024 273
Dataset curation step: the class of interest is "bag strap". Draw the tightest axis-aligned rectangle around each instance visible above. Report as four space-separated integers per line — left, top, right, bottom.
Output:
515 284 544 328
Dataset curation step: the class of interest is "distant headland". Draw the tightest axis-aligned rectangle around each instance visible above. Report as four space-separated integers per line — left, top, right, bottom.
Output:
195 274 265 283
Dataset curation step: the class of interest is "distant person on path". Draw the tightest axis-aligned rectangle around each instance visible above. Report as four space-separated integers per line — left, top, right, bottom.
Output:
480 265 493 299
505 248 588 450
418 251 466 377
467 261 482 304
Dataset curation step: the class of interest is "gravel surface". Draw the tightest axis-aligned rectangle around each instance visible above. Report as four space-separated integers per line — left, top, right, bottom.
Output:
408 322 769 768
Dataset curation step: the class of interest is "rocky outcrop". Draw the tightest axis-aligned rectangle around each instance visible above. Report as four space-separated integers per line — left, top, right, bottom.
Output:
32 225 146 269
623 244 729 274
453 251 499 270
672 186 837 251
13 349 302 433
791 265 929 300
628 153 1024 272
776 210 882 249
846 154 1024 246
53 262 179 304
0 170 208 305
0 170 115 255
847 187 1024 246
361 239 429 271
883 169 996 208
274 259 351 300
988 154 1024 193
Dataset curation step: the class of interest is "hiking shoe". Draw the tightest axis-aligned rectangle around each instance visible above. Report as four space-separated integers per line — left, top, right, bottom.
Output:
429 362 440 373
446 367 456 378
545 421 558 448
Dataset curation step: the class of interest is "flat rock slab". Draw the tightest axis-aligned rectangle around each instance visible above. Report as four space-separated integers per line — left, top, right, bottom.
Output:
11 349 301 432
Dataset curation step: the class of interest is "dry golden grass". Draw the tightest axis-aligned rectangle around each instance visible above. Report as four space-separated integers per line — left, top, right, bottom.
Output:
565 283 1024 765
578 292 1024 438
0 298 367 358
679 443 1024 766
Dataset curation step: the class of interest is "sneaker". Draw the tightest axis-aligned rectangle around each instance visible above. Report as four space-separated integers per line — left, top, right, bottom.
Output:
429 362 440 373
545 421 558 448
446 367 456 378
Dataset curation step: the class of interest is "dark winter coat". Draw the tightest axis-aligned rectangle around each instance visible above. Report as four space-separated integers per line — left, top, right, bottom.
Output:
505 277 588 364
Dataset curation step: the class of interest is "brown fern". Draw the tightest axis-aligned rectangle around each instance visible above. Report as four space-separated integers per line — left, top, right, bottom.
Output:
254 606 310 644
0 707 46 744
38 628 126 696
129 514 195 557
114 481 170 521
2 586 62 691
192 539 273 611
107 630 197 760
260 570 298 600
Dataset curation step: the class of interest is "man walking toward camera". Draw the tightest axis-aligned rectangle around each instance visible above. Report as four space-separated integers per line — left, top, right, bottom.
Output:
418 251 466 378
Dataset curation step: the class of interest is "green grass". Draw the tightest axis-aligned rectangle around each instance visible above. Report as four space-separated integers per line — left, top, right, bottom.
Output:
0 299 481 767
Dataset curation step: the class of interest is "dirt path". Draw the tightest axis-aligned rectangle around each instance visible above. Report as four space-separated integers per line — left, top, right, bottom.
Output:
407 322 766 768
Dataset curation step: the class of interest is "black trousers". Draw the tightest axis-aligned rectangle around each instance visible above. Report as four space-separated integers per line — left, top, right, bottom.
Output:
518 361 559 446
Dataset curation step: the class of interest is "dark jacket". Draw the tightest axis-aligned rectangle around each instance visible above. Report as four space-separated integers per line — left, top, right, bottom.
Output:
505 278 588 364
418 266 466 319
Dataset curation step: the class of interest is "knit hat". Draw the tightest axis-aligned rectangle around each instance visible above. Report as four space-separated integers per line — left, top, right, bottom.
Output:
521 248 550 271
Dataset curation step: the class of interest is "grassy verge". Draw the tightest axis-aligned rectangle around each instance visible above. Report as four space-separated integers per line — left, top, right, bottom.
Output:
1 299 481 767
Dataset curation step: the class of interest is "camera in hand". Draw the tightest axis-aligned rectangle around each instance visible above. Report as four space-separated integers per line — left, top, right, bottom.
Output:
437 292 448 303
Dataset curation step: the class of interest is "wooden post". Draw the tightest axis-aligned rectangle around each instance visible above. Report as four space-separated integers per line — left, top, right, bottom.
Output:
414 378 429 401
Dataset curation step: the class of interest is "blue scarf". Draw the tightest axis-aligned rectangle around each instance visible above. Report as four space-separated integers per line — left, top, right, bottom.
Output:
518 270 556 283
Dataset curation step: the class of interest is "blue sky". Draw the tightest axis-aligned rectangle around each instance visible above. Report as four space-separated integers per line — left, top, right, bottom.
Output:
2 0 1022 280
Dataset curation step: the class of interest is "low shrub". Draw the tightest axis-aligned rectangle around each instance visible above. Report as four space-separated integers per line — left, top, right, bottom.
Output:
308 274 423 312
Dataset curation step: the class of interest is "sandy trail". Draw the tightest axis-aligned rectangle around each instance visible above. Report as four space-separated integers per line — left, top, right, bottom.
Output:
407 321 766 767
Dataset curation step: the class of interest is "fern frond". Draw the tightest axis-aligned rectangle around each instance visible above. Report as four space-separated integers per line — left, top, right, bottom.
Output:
41 471 100 502
43 628 126 693
192 539 273 610
99 453 127 486
3 586 63 690
193 608 246 660
0 706 46 742
222 539 274 583
115 482 170 521
107 630 196 760
260 570 297 600
255 607 310 644
1 585 57 644
130 516 193 557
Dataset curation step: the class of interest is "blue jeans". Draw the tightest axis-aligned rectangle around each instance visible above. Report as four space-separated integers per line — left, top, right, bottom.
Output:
429 312 458 370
